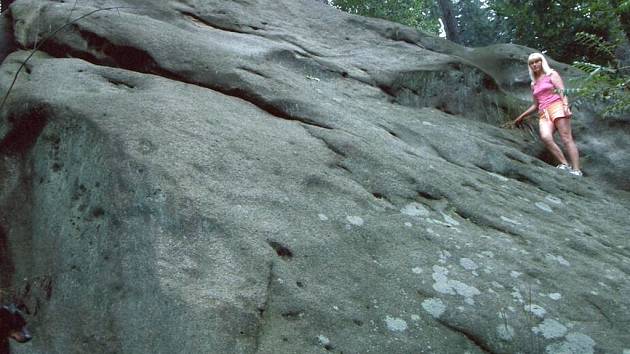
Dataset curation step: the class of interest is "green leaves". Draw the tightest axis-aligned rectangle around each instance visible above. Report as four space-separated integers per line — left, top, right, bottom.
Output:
331 0 440 34
570 33 629 117
575 32 616 60
491 0 621 64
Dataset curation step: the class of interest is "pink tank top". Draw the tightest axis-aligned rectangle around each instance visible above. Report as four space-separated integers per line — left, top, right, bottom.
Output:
532 73 562 111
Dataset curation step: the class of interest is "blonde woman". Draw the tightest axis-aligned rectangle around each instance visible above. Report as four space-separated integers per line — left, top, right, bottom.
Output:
514 53 582 176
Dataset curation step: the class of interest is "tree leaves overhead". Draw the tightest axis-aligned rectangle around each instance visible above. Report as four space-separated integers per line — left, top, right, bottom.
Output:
332 0 627 63
491 0 621 64
455 0 508 46
331 0 441 34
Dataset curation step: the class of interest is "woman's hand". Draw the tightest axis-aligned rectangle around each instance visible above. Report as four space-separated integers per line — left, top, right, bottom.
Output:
563 104 572 117
502 116 524 129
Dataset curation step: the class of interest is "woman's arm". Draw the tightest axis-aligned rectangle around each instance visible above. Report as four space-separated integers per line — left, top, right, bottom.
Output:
550 71 571 115
514 95 539 125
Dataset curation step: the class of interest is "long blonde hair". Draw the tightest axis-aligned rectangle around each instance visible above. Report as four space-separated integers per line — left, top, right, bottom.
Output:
527 53 554 83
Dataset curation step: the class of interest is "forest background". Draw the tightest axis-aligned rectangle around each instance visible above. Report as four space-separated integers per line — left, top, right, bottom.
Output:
330 0 630 116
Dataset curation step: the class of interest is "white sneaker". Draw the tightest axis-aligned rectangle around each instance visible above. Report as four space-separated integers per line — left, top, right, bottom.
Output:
569 169 583 176
556 164 571 171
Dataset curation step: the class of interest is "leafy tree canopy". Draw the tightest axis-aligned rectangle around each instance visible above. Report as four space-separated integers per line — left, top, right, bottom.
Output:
492 0 622 64
331 0 441 34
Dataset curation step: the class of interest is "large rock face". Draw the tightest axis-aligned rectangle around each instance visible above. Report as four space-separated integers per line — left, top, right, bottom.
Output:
1 1 629 353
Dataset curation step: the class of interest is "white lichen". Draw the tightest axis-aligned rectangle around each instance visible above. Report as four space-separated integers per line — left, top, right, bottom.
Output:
318 213 329 221
535 202 553 213
545 254 571 266
438 250 452 264
524 304 547 318
500 216 522 225
422 298 446 318
491 281 505 289
459 258 479 271
431 265 480 303
497 324 515 341
401 203 430 217
548 293 562 300
385 316 408 332
346 215 364 226
511 288 524 303
487 171 509 182
442 213 460 226
532 318 567 339
545 195 562 204
317 335 330 346
480 251 495 258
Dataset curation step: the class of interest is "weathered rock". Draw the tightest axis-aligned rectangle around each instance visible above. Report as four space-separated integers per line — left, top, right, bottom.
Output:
0 1 628 353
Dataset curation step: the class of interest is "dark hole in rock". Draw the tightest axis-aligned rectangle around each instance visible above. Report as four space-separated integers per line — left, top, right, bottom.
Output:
268 241 293 259
436 103 455 115
482 75 498 91
296 281 304 288
0 225 15 288
372 192 384 199
324 344 334 351
43 277 53 300
536 149 558 166
353 319 363 326
281 311 303 320
341 71 348 78
417 190 442 201
106 78 134 89
91 207 105 218
0 106 48 155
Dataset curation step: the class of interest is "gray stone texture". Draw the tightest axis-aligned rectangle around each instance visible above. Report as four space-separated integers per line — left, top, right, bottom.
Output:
0 0 628 353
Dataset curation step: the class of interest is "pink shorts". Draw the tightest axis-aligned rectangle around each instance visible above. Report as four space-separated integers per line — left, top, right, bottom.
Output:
539 101 570 122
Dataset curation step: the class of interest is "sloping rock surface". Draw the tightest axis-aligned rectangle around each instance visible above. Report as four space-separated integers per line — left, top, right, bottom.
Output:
0 1 629 353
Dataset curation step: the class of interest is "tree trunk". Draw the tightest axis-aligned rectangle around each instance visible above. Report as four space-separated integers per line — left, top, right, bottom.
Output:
437 0 461 44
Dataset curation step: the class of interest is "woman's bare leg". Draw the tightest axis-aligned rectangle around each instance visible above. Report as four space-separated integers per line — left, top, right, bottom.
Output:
555 117 580 170
539 118 569 166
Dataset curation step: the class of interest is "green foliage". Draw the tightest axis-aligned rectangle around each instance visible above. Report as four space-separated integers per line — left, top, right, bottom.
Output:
491 0 622 64
570 32 630 117
575 32 616 60
331 0 440 34
454 0 509 46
